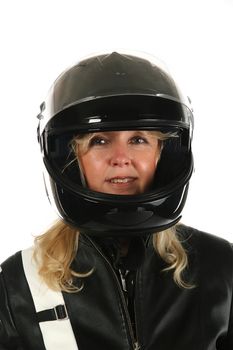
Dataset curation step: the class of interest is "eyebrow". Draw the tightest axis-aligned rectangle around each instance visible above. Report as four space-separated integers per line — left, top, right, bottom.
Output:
90 130 150 136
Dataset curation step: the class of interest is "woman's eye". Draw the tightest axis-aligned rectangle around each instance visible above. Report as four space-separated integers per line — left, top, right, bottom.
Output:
89 137 108 146
130 136 148 144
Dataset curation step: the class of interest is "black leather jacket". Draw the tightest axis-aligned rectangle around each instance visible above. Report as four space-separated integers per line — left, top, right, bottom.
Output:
0 225 233 349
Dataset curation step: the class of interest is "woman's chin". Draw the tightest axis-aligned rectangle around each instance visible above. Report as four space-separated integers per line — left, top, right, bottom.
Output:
102 184 141 195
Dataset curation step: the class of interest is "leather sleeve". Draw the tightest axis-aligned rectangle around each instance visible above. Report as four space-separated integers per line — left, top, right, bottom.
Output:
225 244 233 349
219 244 233 349
0 268 24 350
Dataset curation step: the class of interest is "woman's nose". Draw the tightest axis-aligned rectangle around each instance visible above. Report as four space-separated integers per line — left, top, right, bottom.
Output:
109 145 131 167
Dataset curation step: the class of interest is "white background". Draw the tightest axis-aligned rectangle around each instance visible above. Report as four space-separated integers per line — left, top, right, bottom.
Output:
0 0 232 261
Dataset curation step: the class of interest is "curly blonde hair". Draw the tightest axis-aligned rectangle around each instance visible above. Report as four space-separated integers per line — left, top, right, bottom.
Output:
34 220 191 292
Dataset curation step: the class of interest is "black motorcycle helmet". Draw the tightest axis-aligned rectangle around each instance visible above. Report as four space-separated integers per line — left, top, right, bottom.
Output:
37 51 194 237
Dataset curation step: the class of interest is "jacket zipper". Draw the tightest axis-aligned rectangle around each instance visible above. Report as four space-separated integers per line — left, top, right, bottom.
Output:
85 236 140 350
133 271 140 350
118 269 140 350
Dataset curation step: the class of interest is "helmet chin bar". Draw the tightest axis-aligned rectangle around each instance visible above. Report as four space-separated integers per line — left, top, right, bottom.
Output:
78 216 182 237
79 207 182 237
49 179 189 237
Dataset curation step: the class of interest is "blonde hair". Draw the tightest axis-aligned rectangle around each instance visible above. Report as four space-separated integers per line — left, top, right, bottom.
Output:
34 220 191 292
34 220 93 293
153 227 191 288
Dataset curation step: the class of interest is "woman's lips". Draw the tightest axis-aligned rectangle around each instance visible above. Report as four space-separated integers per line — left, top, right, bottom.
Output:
106 176 137 184
104 176 139 194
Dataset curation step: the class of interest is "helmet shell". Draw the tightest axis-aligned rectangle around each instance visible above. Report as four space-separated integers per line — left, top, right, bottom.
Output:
38 52 194 237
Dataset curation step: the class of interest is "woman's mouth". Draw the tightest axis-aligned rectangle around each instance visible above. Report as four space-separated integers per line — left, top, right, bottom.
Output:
108 177 136 184
104 176 139 194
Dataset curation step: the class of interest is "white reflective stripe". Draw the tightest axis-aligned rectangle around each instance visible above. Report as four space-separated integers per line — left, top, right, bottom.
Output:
22 248 78 350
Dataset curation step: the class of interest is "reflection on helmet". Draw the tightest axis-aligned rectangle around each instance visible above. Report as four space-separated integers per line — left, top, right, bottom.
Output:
37 51 194 237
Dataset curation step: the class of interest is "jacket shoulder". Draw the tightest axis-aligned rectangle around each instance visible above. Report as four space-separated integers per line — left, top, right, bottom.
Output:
177 224 232 248
1 251 23 275
0 249 47 349
177 225 233 348
0 251 25 349
177 224 233 271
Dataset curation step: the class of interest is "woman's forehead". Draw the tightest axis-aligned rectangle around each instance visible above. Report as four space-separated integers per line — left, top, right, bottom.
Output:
89 130 151 136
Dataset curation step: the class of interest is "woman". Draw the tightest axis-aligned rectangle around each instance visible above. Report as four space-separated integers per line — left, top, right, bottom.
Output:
0 52 232 349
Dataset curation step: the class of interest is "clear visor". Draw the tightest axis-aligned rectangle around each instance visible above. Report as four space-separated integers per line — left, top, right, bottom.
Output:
42 127 191 199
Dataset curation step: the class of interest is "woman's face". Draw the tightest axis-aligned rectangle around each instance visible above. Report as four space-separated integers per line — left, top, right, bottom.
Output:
78 130 161 195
